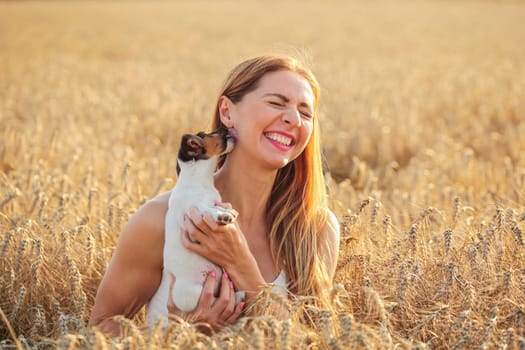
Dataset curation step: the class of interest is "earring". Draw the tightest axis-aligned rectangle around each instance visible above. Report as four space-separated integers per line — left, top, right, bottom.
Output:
223 114 233 128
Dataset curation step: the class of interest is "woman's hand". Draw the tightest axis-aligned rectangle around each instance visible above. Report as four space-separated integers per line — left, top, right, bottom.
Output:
181 201 269 306
181 202 255 279
167 271 244 332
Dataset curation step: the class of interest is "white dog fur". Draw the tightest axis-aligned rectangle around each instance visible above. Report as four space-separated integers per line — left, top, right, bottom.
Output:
147 128 240 327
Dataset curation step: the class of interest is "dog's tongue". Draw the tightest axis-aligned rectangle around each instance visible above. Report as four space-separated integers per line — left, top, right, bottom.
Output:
227 128 238 141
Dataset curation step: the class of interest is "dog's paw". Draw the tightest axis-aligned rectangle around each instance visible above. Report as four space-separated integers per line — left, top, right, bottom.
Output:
217 212 236 225
208 206 238 225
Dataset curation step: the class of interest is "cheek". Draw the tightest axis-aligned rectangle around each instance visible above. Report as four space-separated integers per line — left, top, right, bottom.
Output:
300 123 314 146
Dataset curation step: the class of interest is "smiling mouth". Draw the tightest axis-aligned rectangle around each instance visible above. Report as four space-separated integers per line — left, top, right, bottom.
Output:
264 132 294 146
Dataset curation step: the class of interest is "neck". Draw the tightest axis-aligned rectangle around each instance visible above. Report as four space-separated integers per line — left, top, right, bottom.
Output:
215 158 277 229
177 157 217 187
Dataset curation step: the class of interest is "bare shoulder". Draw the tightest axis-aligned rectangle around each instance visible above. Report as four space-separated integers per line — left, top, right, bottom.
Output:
115 191 171 263
126 192 170 235
137 191 171 222
322 208 340 242
319 208 340 279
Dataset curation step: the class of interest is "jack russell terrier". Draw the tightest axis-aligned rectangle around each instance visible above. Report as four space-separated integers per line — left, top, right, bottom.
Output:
147 127 242 326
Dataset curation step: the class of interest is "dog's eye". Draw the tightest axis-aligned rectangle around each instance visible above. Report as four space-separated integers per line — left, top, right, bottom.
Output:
197 132 206 138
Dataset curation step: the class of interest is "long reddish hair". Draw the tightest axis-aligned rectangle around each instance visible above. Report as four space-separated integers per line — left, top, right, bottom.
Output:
211 54 331 304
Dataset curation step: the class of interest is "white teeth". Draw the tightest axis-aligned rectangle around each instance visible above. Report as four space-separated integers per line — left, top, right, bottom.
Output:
265 132 292 146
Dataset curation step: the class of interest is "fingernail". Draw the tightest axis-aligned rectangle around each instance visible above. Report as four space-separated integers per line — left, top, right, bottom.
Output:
223 270 229 279
210 270 216 277
214 199 219 205
239 302 245 309
184 213 189 220
229 281 234 289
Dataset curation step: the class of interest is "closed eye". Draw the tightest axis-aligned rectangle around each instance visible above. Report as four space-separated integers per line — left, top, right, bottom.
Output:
263 93 313 119
300 111 313 119
268 100 285 107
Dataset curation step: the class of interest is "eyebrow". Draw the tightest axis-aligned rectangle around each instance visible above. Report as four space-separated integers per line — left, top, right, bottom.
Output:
262 93 313 111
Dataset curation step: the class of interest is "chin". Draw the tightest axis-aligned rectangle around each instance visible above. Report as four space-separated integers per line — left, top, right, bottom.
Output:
266 157 291 170
259 149 298 170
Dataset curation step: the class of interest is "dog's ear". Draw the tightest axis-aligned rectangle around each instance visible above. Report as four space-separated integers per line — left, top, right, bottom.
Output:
178 134 205 162
187 138 203 152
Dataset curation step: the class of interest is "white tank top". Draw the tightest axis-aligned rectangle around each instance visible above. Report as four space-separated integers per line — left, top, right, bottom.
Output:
146 270 288 327
270 270 288 296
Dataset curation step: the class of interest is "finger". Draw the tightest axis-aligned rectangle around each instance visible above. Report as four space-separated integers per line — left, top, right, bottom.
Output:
213 201 239 218
221 276 236 320
180 228 200 252
189 206 213 232
225 301 245 324
213 270 234 317
196 270 217 311
183 213 205 236
181 219 208 245
213 200 233 210
210 270 230 314
202 211 220 230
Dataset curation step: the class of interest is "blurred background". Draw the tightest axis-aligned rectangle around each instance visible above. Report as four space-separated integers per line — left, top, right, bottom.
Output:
2 1 524 208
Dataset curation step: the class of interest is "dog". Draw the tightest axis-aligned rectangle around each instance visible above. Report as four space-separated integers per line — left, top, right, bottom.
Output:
147 127 239 326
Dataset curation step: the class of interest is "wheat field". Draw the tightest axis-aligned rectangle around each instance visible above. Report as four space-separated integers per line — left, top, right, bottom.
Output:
1 0 525 348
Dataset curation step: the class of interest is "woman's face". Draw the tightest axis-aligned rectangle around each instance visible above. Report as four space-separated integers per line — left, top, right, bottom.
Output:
223 70 315 170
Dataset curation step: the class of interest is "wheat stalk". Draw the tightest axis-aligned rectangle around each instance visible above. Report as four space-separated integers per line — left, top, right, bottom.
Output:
0 229 15 259
65 255 82 296
14 238 27 271
443 229 452 253
452 196 460 228
0 191 17 211
10 285 26 323
31 237 43 286
0 307 22 350
408 224 418 254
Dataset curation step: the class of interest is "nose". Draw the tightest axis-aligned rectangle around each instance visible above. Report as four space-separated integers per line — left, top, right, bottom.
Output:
282 107 301 127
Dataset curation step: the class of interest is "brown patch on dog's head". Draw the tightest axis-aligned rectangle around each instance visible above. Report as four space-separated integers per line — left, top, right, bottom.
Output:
178 127 234 164
178 134 206 162
198 128 231 158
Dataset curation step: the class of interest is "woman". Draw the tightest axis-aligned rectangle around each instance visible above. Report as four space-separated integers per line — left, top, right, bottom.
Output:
88 54 340 336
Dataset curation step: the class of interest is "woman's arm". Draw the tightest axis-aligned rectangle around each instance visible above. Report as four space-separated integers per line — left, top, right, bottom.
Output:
88 198 167 337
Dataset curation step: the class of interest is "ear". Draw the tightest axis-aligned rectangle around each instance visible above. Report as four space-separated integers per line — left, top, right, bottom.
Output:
186 137 204 157
187 138 202 150
218 96 235 128
179 135 205 161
